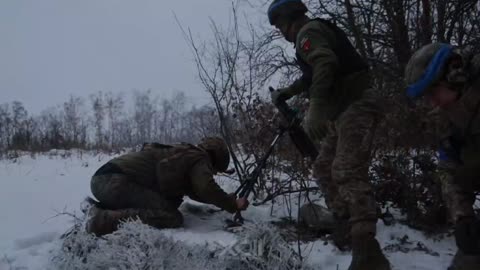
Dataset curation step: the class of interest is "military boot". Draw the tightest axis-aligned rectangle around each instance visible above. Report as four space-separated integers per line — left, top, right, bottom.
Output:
85 204 126 236
331 217 351 251
348 234 391 270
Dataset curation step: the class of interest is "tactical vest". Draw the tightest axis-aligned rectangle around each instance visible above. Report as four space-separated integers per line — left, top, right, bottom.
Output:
150 143 210 203
296 18 368 89
109 142 210 205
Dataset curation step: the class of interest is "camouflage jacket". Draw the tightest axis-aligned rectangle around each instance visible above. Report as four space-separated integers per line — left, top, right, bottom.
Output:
439 54 480 181
108 143 237 213
282 18 371 121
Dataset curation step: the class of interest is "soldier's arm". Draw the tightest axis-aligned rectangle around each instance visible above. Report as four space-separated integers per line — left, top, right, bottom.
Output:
188 159 238 213
281 76 310 99
296 23 338 101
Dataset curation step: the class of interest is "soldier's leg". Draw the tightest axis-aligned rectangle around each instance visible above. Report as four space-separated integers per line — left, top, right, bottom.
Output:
437 166 476 224
334 92 390 270
332 91 383 236
311 122 352 249
437 165 480 265
313 122 349 220
305 97 350 220
88 174 183 235
440 172 480 269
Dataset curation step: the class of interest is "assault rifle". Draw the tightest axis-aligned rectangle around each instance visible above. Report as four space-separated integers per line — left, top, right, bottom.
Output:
229 127 285 225
269 87 318 161
227 87 318 226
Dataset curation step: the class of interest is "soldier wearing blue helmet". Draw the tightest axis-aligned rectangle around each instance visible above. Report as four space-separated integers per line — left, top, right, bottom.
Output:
268 1 390 269
406 43 480 270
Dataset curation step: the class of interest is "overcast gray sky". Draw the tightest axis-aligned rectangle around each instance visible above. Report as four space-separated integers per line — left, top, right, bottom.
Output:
0 0 242 112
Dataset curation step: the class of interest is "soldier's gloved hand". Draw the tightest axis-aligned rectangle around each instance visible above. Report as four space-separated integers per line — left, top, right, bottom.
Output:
236 197 249 211
270 87 289 105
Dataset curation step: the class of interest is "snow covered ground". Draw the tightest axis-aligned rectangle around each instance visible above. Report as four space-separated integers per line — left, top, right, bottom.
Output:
0 151 456 269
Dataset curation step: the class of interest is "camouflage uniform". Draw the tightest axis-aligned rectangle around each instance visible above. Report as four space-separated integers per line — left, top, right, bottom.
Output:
405 43 480 269
435 55 480 224
88 142 237 235
280 19 383 235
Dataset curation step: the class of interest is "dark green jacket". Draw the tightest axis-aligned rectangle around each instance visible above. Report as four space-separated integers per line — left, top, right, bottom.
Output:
288 19 370 112
108 144 237 213
281 19 371 140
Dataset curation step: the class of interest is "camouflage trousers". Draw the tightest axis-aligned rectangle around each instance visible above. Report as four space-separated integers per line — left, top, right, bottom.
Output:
437 164 477 224
90 173 184 231
312 90 383 235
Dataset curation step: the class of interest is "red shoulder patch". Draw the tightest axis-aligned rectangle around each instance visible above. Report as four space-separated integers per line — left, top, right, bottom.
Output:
300 36 311 52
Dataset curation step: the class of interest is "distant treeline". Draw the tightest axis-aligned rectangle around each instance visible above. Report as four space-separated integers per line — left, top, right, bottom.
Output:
0 90 220 156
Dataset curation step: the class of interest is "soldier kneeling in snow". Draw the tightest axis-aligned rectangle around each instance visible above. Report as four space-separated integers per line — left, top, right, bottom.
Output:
85 137 249 236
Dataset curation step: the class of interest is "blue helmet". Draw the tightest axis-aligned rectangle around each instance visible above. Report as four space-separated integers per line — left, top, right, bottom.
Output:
405 43 454 99
268 0 308 25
